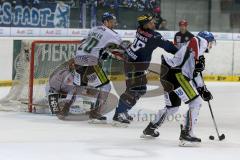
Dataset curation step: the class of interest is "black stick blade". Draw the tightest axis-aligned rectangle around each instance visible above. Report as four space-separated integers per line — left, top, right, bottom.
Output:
219 134 225 141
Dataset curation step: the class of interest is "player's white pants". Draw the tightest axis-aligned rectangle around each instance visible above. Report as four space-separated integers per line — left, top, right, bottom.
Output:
185 96 202 136
152 96 202 135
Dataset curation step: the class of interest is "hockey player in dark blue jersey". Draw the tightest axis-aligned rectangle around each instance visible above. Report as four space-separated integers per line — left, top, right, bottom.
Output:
112 14 178 126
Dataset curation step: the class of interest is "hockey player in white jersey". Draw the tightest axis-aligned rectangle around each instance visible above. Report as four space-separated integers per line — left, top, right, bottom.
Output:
51 12 124 122
141 31 216 146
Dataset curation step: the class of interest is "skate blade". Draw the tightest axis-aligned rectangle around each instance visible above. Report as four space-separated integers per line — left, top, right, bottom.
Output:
179 140 201 147
88 119 107 124
140 134 156 139
112 121 129 128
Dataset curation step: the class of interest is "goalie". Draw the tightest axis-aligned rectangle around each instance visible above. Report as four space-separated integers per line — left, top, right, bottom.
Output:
47 12 127 122
46 59 110 122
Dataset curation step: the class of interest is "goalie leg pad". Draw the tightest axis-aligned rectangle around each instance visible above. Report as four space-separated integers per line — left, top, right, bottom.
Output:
56 93 76 120
48 93 59 114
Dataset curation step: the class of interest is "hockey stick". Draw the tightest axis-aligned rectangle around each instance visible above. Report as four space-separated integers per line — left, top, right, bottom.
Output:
109 50 160 76
207 100 225 141
147 69 160 76
199 72 225 141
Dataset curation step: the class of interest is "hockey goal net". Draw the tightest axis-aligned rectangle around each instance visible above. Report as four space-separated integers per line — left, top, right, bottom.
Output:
0 40 82 113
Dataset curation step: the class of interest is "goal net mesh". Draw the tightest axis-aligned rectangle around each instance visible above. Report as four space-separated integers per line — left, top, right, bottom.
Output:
0 40 82 112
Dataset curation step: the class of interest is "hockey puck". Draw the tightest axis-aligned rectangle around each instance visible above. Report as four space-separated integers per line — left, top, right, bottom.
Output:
209 135 215 140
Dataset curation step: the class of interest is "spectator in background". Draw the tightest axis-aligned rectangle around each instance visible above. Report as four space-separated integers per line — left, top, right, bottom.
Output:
114 0 158 10
152 6 163 29
33 0 39 3
54 1 70 28
174 19 194 49
137 0 145 11
159 19 168 30
32 0 40 8
148 0 157 9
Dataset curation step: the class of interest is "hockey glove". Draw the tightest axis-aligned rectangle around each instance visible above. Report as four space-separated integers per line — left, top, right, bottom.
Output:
120 40 131 49
197 85 213 101
195 56 205 72
100 51 109 60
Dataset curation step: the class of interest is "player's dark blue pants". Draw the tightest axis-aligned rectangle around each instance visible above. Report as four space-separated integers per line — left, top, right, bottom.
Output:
115 62 148 114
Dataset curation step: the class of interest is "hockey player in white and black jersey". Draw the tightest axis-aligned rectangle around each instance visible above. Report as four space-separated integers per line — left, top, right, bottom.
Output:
141 31 216 146
48 12 125 123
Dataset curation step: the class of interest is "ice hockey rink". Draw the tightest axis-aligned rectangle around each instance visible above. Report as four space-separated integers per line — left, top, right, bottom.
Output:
0 82 240 160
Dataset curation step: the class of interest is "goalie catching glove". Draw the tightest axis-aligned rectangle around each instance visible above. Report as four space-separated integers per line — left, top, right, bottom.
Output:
197 85 213 101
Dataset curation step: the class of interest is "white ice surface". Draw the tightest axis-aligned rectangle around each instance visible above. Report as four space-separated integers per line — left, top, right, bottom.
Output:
0 82 240 160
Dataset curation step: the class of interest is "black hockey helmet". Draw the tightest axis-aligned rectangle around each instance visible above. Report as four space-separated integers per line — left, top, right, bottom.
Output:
137 14 153 27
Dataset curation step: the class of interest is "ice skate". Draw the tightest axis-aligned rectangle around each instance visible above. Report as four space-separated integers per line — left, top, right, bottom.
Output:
179 125 201 147
124 112 134 121
140 122 159 138
112 112 130 127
